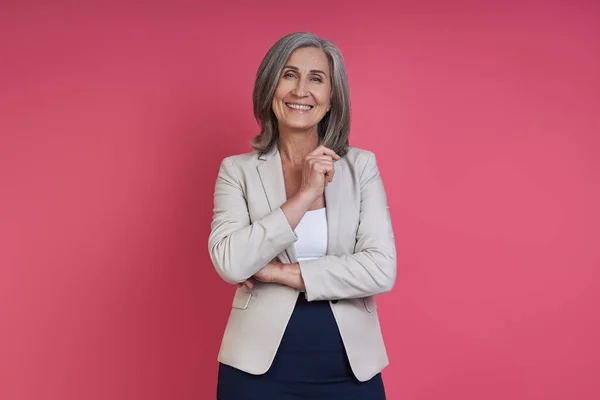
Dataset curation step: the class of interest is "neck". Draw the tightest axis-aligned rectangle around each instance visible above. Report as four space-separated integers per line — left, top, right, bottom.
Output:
278 127 320 166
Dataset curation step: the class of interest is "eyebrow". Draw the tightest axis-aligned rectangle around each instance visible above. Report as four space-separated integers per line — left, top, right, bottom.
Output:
283 65 328 76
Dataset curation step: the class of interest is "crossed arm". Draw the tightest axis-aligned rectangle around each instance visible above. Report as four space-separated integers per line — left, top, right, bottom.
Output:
208 153 397 301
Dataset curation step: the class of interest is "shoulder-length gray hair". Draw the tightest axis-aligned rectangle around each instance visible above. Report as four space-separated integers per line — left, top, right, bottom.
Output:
251 32 351 157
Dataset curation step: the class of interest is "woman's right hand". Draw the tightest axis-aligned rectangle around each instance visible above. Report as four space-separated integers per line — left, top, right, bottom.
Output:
281 145 341 231
299 145 340 199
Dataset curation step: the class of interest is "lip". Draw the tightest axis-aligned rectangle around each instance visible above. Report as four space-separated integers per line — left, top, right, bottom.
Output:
285 102 314 112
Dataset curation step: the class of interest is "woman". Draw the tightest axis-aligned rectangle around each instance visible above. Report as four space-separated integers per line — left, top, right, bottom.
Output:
208 32 396 399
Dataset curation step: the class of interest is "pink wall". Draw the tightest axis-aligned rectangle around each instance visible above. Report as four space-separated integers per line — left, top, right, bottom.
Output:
1 1 599 399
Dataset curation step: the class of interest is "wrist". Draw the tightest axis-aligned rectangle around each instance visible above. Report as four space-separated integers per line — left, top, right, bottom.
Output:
278 263 305 290
282 262 298 275
293 189 317 209
273 262 288 283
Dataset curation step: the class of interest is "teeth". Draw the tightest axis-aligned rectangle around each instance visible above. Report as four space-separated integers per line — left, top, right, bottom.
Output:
287 103 312 110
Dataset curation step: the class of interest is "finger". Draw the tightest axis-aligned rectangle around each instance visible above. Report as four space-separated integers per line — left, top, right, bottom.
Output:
324 172 334 185
308 155 335 163
318 162 335 176
325 170 334 183
244 280 254 289
307 161 334 178
308 153 337 163
311 158 334 168
317 146 340 160
306 157 334 169
310 145 340 160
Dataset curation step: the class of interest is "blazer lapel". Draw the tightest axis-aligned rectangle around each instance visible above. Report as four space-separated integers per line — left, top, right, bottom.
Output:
257 148 296 263
325 160 343 256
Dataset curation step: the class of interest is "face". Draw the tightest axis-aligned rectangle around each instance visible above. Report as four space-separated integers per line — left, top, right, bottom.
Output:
272 47 332 133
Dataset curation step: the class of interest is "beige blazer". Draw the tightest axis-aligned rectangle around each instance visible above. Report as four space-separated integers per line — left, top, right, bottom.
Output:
208 146 397 382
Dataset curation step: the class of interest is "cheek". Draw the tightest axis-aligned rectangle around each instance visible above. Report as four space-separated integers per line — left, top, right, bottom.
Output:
273 80 292 100
318 97 331 110
316 87 331 107
272 87 285 107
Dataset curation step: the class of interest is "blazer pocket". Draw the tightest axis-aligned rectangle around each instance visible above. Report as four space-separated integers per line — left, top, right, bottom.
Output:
363 296 377 313
232 290 252 310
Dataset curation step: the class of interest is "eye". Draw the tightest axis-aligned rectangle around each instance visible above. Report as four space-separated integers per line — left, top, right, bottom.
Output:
311 76 323 83
283 71 297 79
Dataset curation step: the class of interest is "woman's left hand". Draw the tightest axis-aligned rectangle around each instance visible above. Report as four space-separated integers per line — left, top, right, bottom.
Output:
237 260 283 289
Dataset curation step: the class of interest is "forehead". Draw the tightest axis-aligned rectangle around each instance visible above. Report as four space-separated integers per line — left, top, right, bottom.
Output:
285 47 330 74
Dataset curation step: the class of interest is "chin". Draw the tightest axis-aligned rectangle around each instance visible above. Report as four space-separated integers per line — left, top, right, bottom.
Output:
282 122 319 132
281 116 322 131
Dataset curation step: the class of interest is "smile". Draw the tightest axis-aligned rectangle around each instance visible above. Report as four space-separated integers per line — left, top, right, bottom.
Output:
286 103 313 111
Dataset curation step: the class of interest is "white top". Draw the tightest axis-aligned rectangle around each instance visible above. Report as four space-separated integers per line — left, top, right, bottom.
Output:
293 208 328 261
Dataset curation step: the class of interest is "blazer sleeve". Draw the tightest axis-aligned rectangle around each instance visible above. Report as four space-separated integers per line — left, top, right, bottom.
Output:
208 157 298 284
299 152 397 301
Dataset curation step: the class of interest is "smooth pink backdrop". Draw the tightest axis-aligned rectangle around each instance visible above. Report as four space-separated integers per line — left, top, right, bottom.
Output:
1 1 599 399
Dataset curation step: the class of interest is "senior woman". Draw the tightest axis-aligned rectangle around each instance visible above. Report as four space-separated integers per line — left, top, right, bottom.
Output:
208 32 396 399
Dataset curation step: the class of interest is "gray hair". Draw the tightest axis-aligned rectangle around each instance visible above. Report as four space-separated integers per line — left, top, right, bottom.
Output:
251 32 351 157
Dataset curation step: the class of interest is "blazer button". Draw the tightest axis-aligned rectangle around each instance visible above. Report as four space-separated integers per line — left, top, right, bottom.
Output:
331 300 339 304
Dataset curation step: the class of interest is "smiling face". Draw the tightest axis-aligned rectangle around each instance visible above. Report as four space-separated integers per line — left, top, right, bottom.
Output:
272 47 332 134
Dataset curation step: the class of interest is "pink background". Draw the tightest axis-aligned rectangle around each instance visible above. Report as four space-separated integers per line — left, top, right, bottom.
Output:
1 1 599 399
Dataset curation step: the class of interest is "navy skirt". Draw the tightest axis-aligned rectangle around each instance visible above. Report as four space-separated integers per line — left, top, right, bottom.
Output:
217 295 386 399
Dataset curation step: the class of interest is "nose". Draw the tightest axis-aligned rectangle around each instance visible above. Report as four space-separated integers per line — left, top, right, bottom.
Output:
291 77 309 97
